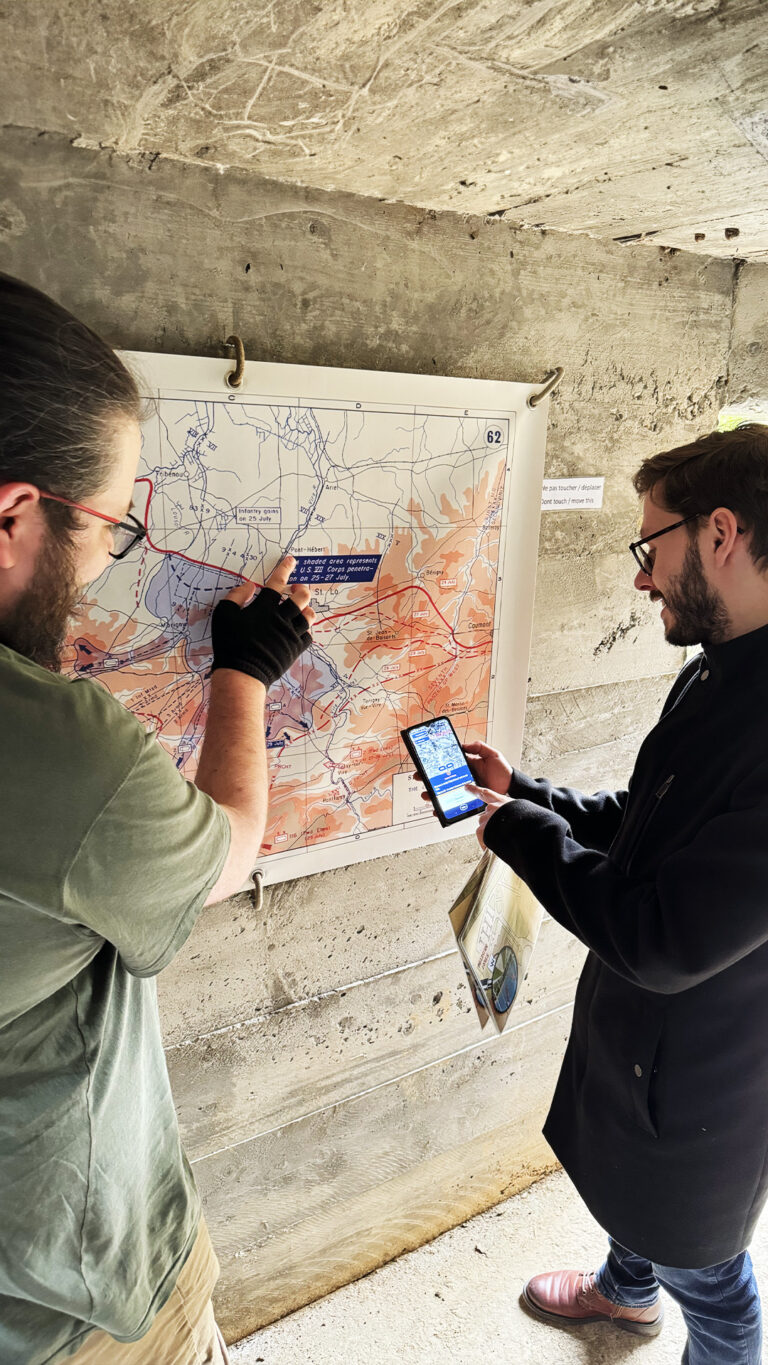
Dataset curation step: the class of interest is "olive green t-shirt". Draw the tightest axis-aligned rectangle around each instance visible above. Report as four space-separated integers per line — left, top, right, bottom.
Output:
0 644 231 1364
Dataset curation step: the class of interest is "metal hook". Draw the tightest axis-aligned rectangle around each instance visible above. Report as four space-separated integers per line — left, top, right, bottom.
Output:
528 366 564 408
250 866 264 913
225 334 246 389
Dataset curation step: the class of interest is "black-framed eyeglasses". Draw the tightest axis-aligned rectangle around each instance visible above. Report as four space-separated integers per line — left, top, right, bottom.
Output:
629 512 744 576
38 491 148 559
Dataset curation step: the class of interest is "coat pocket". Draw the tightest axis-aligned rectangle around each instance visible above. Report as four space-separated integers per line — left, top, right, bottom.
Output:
630 1018 664 1140
624 775 675 874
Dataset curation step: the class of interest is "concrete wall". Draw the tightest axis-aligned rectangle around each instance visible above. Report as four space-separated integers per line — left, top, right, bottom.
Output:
0 126 753 1342
4 2 768 260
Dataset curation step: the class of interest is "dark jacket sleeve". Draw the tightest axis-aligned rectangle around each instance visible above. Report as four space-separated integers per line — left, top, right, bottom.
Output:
485 760 768 994
507 768 628 854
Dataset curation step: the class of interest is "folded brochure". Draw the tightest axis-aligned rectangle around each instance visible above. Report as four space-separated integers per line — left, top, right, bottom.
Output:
449 851 544 1032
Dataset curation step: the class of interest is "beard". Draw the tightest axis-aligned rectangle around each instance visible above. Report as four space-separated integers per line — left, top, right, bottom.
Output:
654 537 730 647
0 526 82 672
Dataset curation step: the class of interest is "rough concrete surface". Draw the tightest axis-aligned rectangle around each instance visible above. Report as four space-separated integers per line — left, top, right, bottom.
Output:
522 675 677 792
1 0 768 1345
728 262 768 406
2 125 764 1335
157 835 482 1044
165 918 583 1161
529 556 684 695
3 1 768 258
204 1006 572 1340
229 1165 764 1363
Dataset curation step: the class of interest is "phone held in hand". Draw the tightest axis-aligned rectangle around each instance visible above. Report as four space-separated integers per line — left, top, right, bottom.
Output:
400 715 486 828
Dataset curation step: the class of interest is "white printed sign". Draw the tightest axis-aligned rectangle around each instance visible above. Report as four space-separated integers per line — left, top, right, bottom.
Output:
542 477 604 510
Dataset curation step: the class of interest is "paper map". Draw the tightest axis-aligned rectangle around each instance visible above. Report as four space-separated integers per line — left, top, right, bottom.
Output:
449 851 544 1033
65 355 547 882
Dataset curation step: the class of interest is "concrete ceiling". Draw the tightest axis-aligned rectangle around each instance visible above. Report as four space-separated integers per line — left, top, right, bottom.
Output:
3 0 768 259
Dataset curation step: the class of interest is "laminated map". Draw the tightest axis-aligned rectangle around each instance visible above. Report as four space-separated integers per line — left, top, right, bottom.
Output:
66 354 547 883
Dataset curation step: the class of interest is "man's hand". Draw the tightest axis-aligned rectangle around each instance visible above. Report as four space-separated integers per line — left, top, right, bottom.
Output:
198 556 316 905
412 736 514 819
465 782 513 848
211 555 316 687
462 740 513 795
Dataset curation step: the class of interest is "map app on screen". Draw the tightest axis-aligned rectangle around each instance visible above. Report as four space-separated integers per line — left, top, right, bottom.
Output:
410 718 485 821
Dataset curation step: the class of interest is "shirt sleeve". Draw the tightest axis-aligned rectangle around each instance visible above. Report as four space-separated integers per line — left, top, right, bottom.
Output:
484 758 768 994
507 768 628 854
61 726 231 977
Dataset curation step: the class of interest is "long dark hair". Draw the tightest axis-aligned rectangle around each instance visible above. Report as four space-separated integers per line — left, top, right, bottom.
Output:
0 274 141 533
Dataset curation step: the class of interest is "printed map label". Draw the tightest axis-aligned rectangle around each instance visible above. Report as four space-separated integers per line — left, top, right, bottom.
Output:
236 505 281 524
289 554 382 583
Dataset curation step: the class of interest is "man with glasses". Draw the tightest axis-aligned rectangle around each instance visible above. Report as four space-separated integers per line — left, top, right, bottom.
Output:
461 424 768 1364
38 488 149 559
0 273 314 1364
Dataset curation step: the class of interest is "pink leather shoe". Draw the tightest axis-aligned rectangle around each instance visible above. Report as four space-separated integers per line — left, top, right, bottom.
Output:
522 1268 664 1337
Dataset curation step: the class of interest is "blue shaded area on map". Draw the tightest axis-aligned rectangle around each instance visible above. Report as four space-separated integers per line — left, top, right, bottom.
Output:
145 558 227 626
288 554 382 583
144 557 231 673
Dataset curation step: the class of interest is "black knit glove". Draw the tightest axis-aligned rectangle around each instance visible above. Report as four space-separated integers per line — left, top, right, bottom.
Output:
210 587 312 687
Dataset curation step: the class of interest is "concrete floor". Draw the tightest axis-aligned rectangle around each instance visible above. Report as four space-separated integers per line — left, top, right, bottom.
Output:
230 1167 768 1364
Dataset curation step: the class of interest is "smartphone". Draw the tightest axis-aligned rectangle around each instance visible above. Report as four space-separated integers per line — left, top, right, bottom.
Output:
400 716 486 827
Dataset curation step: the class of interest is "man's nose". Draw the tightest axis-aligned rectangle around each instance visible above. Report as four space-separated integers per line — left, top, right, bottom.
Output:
634 566 653 592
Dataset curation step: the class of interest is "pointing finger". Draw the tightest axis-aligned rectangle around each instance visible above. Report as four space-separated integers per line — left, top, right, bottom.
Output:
224 577 257 607
265 554 297 594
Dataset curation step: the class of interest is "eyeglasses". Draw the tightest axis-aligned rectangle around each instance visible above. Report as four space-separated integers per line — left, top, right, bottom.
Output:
38 491 148 560
629 512 744 576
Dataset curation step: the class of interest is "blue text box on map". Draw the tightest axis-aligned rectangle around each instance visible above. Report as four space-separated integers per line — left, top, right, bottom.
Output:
288 554 382 583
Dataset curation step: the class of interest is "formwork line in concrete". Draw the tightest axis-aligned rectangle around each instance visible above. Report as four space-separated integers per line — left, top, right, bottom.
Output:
526 667 680 700
166 947 461 1050
189 1000 574 1165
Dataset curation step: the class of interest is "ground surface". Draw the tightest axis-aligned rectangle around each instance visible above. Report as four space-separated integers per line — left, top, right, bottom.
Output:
230 1164 764 1363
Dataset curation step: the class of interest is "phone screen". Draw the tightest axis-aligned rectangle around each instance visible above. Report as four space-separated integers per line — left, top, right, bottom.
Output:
406 717 485 822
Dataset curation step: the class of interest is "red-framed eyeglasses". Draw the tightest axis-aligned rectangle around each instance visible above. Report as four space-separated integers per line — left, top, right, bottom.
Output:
38 491 148 560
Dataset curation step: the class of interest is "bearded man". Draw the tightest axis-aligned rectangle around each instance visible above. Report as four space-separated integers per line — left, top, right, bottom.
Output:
462 425 768 1365
0 274 314 1364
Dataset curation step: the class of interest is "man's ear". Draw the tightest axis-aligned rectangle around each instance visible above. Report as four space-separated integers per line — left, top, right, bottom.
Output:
709 507 741 564
0 483 43 570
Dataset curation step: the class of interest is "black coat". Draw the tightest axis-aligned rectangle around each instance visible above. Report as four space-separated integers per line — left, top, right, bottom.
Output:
484 622 768 1269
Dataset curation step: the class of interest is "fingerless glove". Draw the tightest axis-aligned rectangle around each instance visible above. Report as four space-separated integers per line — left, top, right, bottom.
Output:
210 587 312 687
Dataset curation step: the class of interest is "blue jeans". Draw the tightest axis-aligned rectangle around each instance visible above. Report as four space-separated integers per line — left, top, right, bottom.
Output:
596 1238 762 1364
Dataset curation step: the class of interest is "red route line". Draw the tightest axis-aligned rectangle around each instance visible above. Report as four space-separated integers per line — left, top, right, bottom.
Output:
136 478 251 585
277 644 482 741
135 710 165 735
135 476 492 653
349 643 381 677
321 586 490 652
